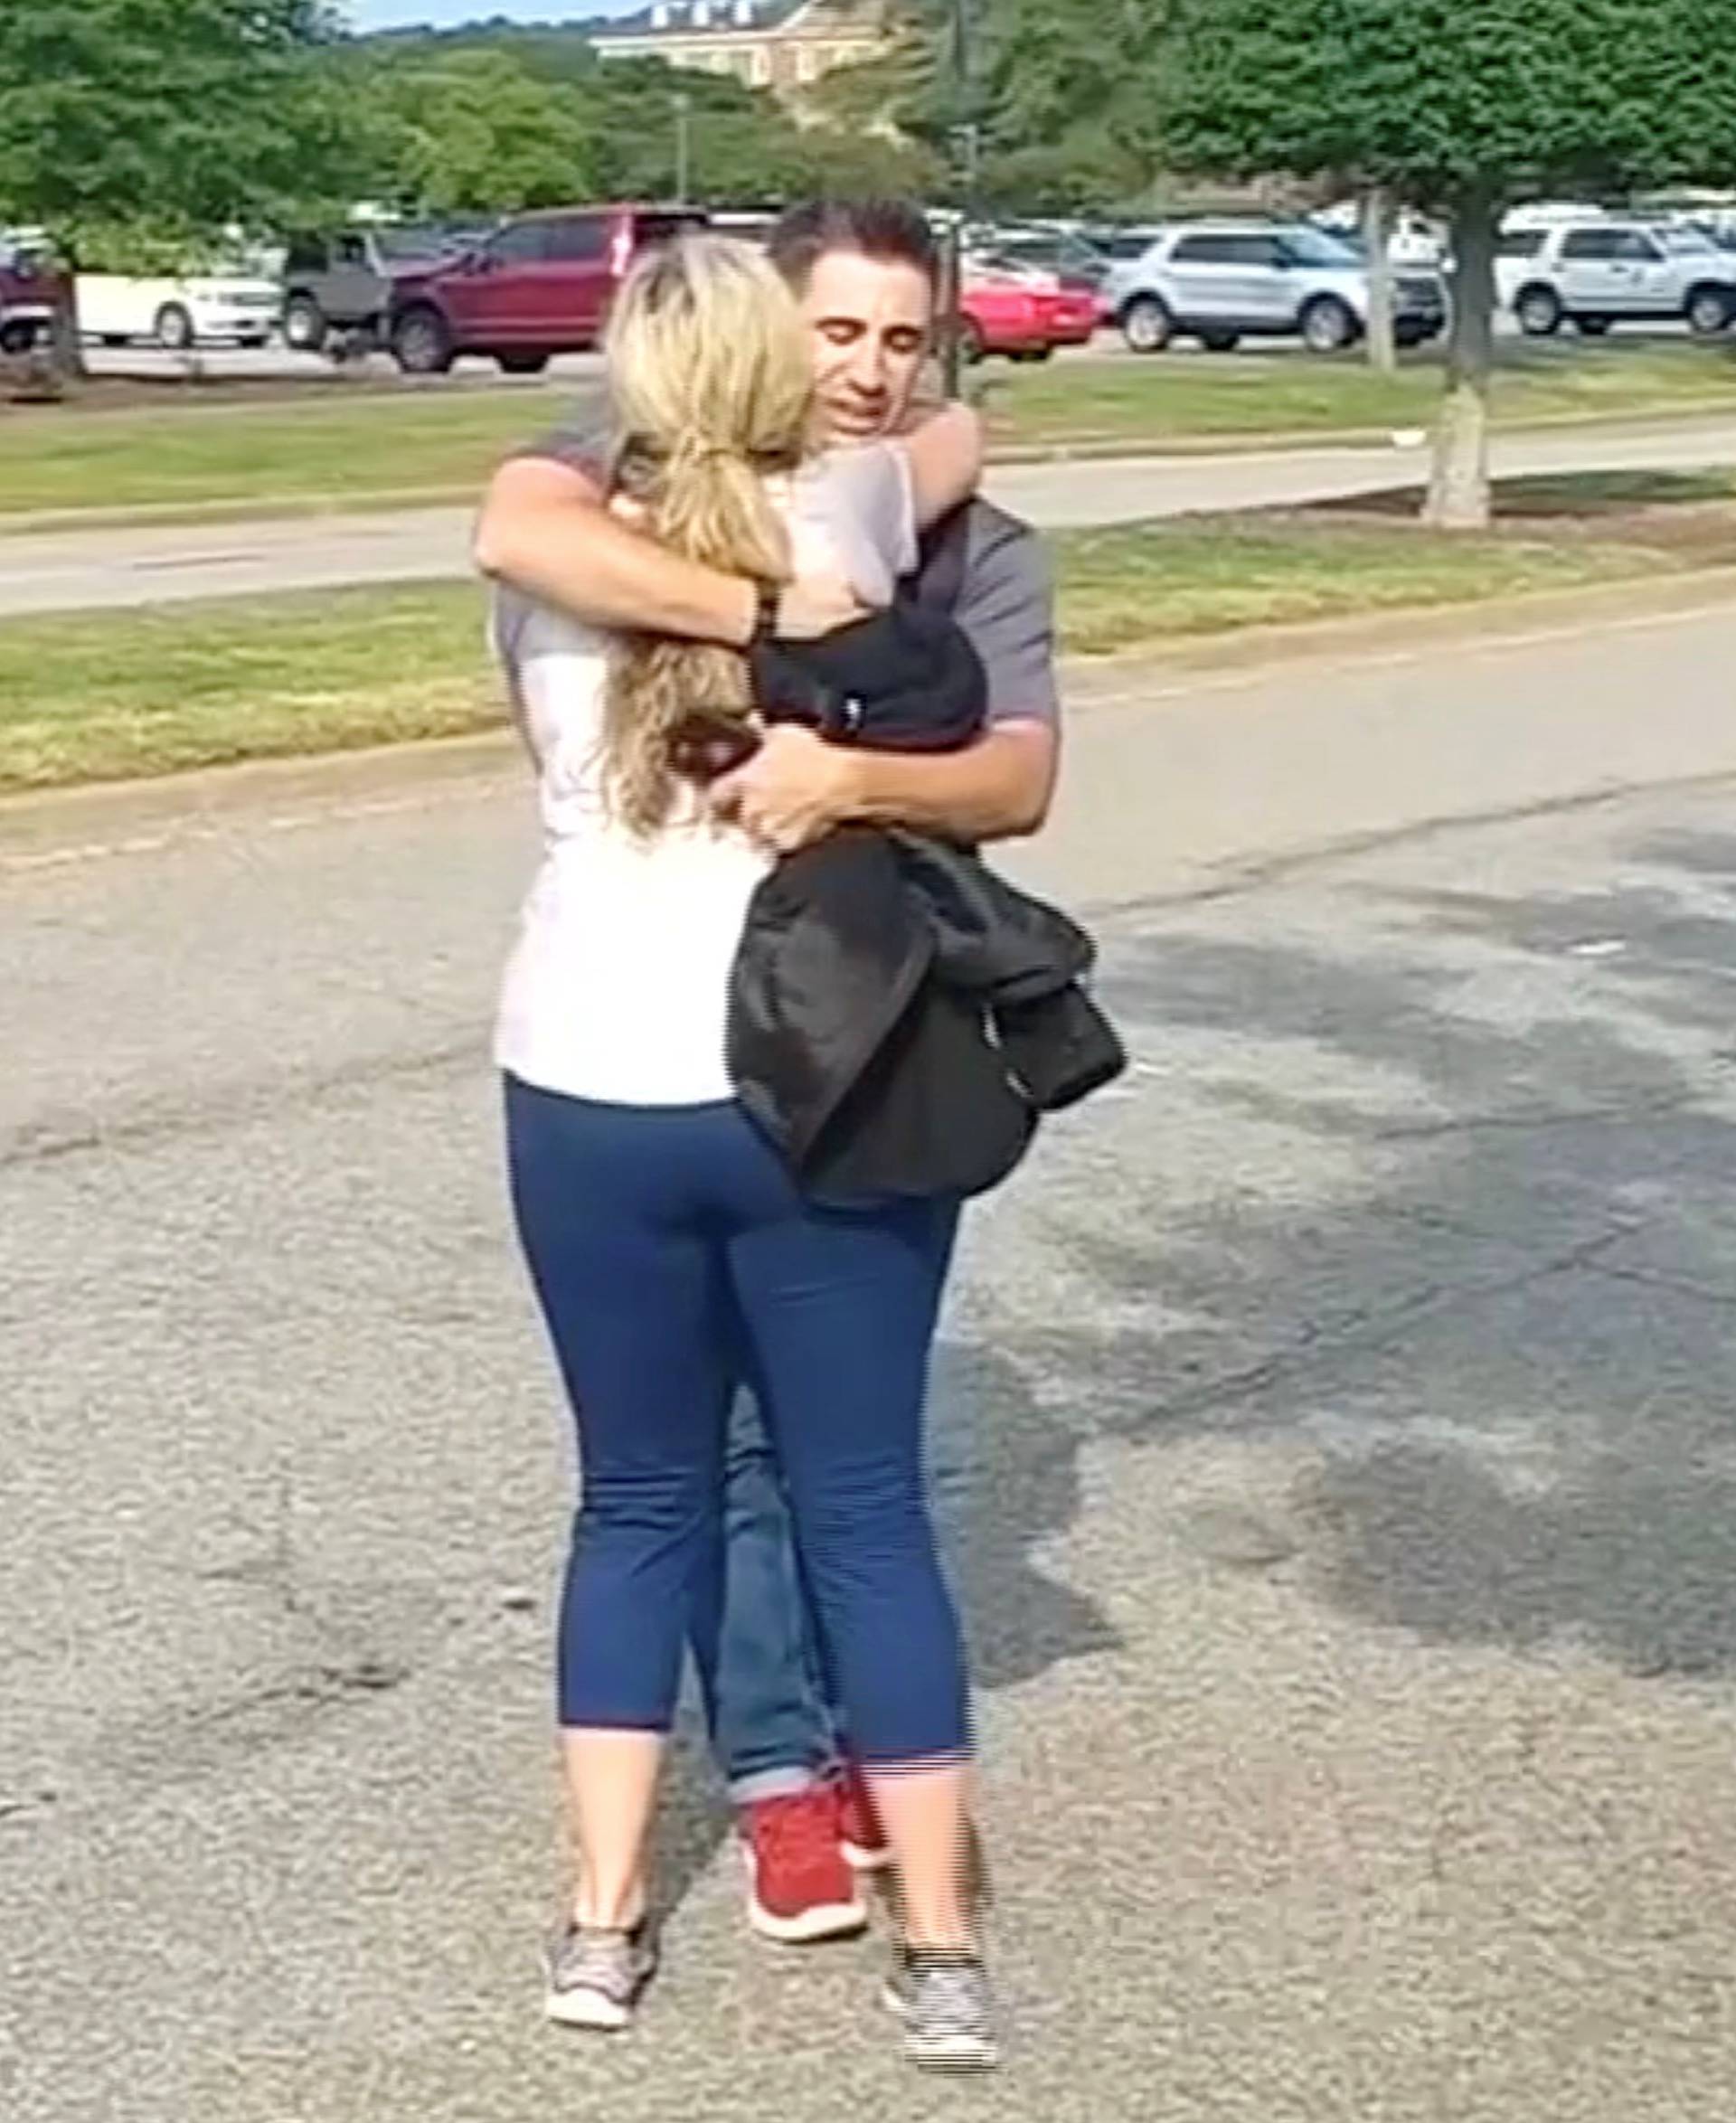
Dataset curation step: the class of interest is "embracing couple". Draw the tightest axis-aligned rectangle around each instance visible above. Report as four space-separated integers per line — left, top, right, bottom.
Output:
475 196 1082 2074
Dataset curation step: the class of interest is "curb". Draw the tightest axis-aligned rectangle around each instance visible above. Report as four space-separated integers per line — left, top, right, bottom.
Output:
7 567 1736 857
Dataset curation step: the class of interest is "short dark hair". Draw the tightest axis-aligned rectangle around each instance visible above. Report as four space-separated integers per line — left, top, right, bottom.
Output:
767 197 940 294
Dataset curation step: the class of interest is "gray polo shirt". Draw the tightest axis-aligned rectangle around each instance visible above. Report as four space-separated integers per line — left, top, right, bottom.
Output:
522 422 1061 731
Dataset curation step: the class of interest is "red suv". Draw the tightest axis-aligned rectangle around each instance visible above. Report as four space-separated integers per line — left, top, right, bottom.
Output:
386 205 708 374
0 236 67 355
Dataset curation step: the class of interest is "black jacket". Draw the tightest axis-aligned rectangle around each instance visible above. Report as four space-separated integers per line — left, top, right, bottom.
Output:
728 606 1125 1206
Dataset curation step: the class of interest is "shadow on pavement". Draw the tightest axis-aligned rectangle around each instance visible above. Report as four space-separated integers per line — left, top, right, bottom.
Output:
999 810 1736 1682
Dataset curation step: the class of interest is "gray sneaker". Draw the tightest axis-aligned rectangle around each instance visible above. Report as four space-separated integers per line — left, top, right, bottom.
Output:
882 1948 998 2071
545 1921 658 2033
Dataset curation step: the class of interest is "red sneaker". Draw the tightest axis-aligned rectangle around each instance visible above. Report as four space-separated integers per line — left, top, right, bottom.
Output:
836 1763 892 1873
740 1788 868 1944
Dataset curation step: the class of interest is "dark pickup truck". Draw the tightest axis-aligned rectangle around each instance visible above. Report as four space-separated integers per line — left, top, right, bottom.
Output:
278 225 481 354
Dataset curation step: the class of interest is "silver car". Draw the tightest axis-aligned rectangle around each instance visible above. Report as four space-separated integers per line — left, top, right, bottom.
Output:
1105 222 1448 354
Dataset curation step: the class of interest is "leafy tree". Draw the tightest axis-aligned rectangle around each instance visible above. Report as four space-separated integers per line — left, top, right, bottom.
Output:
0 0 361 371
363 50 600 214
0 0 360 252
1157 0 1736 526
354 33 933 213
842 0 1164 213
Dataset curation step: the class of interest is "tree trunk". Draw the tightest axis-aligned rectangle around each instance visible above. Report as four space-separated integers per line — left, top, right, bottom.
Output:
49 256 87 383
1425 189 1497 530
1363 185 1396 373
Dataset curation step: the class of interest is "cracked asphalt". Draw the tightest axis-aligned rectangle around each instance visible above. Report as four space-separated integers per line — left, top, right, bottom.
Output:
5 608 1736 2119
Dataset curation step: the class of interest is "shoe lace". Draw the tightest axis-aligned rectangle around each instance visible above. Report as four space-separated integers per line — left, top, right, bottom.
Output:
557 1926 634 1994
754 1788 840 1871
909 1954 990 2033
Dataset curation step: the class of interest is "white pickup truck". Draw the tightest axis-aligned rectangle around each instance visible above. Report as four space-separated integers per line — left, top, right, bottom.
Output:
77 271 281 350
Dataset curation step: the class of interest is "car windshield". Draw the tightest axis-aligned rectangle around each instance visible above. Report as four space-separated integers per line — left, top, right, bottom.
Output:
1279 226 1362 267
1660 225 1717 253
375 226 458 263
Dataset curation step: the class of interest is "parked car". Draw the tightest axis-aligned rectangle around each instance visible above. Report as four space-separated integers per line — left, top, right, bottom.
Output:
77 269 281 349
385 204 708 374
1497 218 1736 336
957 268 1099 362
0 232 64 354
1087 223 1175 265
278 225 474 352
1313 201 1448 267
1105 222 1447 354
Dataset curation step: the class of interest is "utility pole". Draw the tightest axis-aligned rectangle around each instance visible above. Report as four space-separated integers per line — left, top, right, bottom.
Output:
674 91 693 205
940 0 977 399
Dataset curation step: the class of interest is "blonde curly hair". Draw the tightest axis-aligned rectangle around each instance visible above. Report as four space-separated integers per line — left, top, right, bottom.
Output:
601 234 815 835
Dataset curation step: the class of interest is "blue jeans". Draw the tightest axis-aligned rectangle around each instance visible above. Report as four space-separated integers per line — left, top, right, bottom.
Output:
505 1077 968 1767
707 1392 835 1803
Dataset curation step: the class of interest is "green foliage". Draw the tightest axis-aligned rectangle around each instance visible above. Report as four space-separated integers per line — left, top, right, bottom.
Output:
363 50 600 214
351 24 932 211
0 1 364 258
1156 0 1736 206
863 0 1165 212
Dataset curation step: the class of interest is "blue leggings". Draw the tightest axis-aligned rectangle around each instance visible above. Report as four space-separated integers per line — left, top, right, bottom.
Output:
505 1075 970 1768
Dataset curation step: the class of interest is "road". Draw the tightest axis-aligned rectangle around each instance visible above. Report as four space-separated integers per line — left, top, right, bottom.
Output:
77 310 1680 388
8 413 1736 617
5 599 1736 2120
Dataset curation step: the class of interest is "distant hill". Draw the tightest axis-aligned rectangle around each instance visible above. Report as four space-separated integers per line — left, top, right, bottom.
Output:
354 17 618 82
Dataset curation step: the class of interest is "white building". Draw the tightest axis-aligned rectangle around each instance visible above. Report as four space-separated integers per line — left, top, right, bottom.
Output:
590 0 894 103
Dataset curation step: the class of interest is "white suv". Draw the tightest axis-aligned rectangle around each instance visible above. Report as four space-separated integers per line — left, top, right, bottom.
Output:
1498 220 1736 338
1104 222 1448 355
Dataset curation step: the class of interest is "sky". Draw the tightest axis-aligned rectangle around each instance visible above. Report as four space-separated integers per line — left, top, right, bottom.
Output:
347 2 639 29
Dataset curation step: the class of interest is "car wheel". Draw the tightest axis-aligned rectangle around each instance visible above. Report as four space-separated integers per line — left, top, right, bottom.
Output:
1120 295 1174 354
497 352 551 375
155 303 194 352
392 306 454 376
282 295 327 353
956 317 986 365
1685 284 1732 336
0 319 35 355
1515 285 1563 337
1577 315 1612 336
1199 328 1241 353
1298 296 1356 354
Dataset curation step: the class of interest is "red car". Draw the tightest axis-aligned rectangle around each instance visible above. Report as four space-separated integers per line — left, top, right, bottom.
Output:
958 268 1099 363
386 204 708 375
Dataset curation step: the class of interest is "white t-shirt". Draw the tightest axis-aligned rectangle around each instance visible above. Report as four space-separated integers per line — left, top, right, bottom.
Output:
493 443 918 1108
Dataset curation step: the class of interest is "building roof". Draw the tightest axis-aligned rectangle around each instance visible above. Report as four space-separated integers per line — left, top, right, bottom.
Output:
593 2 882 41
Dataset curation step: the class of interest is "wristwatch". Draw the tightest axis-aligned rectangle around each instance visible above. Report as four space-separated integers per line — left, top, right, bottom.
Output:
750 578 780 645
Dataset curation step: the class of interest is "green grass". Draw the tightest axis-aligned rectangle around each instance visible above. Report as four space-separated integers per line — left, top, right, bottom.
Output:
982 340 1736 449
8 341 1736 519
3 492 1726 794
1058 517 1685 656
0 582 495 789
0 387 573 518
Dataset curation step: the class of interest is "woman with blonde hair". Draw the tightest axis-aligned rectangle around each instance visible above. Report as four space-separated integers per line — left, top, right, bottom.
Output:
495 233 995 2068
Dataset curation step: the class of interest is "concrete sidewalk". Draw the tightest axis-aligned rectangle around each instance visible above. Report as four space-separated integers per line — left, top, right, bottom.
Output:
7 412 1736 615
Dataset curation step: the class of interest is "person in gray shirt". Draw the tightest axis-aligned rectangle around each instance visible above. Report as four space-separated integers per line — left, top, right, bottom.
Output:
476 198 1061 1968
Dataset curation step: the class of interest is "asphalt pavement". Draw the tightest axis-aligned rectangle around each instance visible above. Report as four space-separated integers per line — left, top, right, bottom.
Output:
5 598 1736 2119
9 414 1736 617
